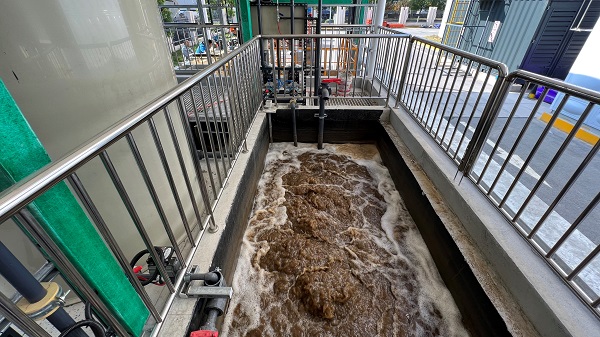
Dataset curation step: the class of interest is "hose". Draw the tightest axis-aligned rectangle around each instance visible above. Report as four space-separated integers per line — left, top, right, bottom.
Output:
57 320 105 337
84 301 93 321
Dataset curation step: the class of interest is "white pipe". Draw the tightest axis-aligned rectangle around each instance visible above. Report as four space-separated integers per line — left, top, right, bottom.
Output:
366 0 387 77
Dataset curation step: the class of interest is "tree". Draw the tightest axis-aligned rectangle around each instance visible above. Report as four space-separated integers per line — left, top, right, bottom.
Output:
157 0 173 22
409 0 446 11
430 0 446 10
386 0 410 12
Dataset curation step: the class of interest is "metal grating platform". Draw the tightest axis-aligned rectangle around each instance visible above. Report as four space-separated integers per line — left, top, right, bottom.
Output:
326 97 380 106
181 85 233 122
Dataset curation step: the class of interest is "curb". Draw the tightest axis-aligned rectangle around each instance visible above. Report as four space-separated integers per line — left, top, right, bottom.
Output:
539 112 599 145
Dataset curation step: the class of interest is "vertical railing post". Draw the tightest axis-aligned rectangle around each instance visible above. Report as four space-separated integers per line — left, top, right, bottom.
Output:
67 173 162 322
385 37 403 107
394 37 414 108
457 73 511 175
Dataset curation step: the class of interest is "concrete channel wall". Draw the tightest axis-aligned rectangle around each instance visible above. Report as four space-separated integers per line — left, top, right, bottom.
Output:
386 106 600 337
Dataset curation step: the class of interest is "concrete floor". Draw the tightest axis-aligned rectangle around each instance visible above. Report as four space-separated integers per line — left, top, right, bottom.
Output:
393 26 441 38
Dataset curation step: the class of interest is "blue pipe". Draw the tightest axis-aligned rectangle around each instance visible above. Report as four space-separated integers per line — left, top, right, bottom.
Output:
0 242 86 337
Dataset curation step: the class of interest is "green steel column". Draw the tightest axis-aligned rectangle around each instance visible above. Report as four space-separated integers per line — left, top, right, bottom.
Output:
0 79 149 336
239 0 253 42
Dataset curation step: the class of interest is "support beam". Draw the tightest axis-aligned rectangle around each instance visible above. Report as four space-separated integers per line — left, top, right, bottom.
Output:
366 0 386 77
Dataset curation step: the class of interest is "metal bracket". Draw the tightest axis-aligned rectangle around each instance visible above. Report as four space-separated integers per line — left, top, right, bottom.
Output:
16 282 69 321
178 265 233 299
260 108 278 114
314 113 328 118
186 286 233 299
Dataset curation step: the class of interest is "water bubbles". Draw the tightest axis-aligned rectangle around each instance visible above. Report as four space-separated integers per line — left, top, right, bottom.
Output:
221 143 469 337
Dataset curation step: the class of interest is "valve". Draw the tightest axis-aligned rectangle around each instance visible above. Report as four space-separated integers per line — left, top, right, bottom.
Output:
131 246 181 286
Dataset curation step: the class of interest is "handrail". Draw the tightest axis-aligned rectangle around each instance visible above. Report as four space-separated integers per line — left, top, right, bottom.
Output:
411 36 509 77
306 3 376 7
378 26 408 34
508 69 600 104
321 24 373 28
3 29 600 335
0 37 260 224
261 33 408 39
163 23 238 28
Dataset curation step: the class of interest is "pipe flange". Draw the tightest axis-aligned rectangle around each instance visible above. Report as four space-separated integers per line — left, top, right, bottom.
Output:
16 282 68 321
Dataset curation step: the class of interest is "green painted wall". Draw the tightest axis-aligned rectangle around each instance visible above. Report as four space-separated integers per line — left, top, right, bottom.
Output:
239 0 253 42
275 0 354 4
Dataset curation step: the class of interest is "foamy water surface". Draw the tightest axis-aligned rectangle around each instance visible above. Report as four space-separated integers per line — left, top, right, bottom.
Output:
221 143 469 336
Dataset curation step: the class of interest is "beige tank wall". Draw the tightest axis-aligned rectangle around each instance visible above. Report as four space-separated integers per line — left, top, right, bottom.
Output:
0 0 200 295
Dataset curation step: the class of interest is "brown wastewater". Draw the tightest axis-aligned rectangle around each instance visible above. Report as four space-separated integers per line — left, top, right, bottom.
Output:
222 143 469 337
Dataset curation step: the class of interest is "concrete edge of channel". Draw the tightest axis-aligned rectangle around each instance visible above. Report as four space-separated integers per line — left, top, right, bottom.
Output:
156 113 267 337
385 107 600 337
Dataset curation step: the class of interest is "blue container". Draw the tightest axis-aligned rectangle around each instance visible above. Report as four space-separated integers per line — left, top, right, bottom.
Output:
535 86 557 104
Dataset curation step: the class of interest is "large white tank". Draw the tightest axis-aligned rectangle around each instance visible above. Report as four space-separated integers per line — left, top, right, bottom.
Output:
0 0 197 298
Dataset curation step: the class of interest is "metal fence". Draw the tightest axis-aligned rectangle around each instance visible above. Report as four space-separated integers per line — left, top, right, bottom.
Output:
394 35 508 165
310 24 373 35
306 4 378 26
393 34 600 318
2 28 600 336
260 32 409 105
0 37 261 337
462 70 600 314
374 27 411 105
163 24 240 73
159 1 241 75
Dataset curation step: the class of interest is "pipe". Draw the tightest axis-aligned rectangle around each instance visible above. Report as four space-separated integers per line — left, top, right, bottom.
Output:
184 272 221 284
197 273 228 334
268 113 273 143
291 100 298 146
257 0 266 67
0 242 86 337
317 84 330 149
366 0 387 78
314 0 323 94
349 0 357 24
290 0 295 35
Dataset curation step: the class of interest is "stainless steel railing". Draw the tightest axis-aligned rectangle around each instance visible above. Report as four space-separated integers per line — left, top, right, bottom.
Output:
394 35 508 165
163 24 240 73
373 26 411 106
0 37 261 337
310 24 373 35
462 69 600 315
260 33 409 104
159 0 241 75
305 4 378 28
393 34 600 318
2 28 600 336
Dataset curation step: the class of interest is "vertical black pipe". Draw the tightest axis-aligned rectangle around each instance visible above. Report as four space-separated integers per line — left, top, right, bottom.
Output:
314 0 323 92
291 101 298 146
317 85 329 149
350 0 357 24
0 242 86 337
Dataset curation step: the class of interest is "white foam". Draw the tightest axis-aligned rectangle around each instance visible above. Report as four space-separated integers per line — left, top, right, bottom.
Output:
221 143 470 336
